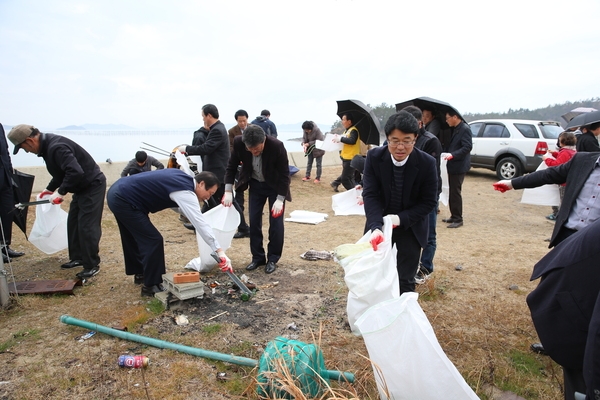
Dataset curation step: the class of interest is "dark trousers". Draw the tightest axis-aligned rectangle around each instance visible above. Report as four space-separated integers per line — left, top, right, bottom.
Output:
107 184 165 287
234 167 249 232
392 227 422 294
563 367 586 400
0 171 13 246
420 202 438 272
248 179 284 264
305 153 322 180
332 159 355 190
67 179 106 269
448 173 466 221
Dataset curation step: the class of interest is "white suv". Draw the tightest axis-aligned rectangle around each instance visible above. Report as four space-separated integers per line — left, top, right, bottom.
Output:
469 119 564 179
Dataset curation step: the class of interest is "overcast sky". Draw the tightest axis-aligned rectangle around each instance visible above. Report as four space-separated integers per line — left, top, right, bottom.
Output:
1 0 599 131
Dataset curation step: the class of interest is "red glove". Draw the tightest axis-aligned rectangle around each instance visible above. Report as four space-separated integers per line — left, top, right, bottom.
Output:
50 192 64 204
369 229 384 251
444 154 454 161
40 189 53 198
493 180 513 193
217 251 233 273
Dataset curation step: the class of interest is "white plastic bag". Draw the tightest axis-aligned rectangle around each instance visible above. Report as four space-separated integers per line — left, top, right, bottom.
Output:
185 205 240 272
439 155 450 207
337 216 398 336
28 195 68 254
332 187 365 216
355 293 479 400
521 162 560 206
284 210 328 224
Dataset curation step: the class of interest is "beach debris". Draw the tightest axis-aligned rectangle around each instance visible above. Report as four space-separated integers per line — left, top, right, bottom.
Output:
300 250 333 261
455 264 463 271
174 315 189 326
287 322 298 331
77 331 96 342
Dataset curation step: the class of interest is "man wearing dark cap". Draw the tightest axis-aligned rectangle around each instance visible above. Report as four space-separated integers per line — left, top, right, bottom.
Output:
8 124 106 279
120 150 164 177
251 110 278 138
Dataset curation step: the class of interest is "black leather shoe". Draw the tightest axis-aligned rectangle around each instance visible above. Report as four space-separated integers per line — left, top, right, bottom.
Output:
76 266 100 279
183 223 195 231
245 261 265 271
61 260 84 269
134 274 144 285
2 254 9 264
2 247 24 258
233 231 250 239
141 283 166 297
447 221 463 228
530 342 547 355
330 182 339 192
265 261 277 274
442 218 458 223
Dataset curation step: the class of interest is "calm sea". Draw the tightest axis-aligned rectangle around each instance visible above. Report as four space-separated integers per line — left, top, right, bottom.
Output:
10 130 304 168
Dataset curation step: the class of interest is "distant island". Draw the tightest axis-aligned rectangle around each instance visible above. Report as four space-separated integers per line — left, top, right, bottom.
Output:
56 123 135 130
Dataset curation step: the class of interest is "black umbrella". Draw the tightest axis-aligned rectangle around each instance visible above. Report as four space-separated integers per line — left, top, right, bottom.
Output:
566 110 600 130
336 100 383 145
561 107 597 123
395 96 464 128
11 169 35 238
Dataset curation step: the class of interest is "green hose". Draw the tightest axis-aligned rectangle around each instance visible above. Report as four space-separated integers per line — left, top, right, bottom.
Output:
59 315 354 382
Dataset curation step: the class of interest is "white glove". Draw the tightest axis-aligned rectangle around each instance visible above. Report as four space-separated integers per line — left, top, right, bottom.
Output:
221 191 233 207
369 229 384 251
217 250 233 273
332 134 341 143
178 145 187 153
50 191 64 205
271 199 284 218
40 189 53 198
386 214 400 228
357 196 364 206
493 180 513 193
355 185 363 205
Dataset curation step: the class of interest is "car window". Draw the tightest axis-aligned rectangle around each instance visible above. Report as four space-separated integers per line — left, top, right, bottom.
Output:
482 124 510 138
539 123 563 139
514 124 538 139
469 122 482 137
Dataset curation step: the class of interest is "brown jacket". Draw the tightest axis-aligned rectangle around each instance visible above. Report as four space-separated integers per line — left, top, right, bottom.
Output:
302 122 325 158
228 125 243 153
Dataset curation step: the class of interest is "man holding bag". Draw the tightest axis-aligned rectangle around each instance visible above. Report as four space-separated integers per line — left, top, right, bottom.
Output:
362 111 438 294
8 124 106 279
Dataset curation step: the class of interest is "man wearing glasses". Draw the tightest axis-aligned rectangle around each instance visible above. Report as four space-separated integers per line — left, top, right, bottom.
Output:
362 111 438 294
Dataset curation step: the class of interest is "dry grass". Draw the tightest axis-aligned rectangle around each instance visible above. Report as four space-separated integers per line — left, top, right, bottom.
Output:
0 165 565 399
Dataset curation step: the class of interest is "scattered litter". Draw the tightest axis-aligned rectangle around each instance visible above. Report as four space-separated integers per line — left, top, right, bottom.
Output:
455 265 463 271
174 315 189 326
240 274 249 283
508 285 519 291
211 288 216 294
334 242 371 260
287 322 298 331
216 372 229 381
300 250 333 261
77 331 96 342
256 298 274 304
227 288 237 295
285 210 328 224
208 311 228 321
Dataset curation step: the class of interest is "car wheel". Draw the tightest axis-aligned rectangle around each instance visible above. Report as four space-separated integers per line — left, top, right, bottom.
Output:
496 157 522 180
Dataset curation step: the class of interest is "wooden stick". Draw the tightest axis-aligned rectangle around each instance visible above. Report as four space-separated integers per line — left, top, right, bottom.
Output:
255 298 274 304
207 311 228 321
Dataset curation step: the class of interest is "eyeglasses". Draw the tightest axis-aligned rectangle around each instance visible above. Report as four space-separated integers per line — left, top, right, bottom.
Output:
387 140 415 148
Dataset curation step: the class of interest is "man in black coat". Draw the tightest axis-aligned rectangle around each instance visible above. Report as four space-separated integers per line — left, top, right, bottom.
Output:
362 111 438 294
222 125 291 274
575 122 600 152
494 152 600 248
442 110 472 228
526 219 600 399
179 104 230 209
8 124 106 279
1 123 25 263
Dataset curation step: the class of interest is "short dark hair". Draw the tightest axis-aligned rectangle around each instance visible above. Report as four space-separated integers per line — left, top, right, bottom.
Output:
194 171 219 188
260 109 270 117
301 121 314 130
446 109 460 118
559 131 577 147
384 111 419 136
587 122 600 131
234 109 248 120
135 151 148 163
202 104 219 119
242 124 266 147
421 105 437 114
402 105 423 121
341 112 354 125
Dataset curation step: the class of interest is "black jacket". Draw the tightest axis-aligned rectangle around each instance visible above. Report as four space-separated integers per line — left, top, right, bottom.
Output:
444 121 472 175
38 133 105 195
415 128 442 194
576 131 600 152
185 121 230 184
